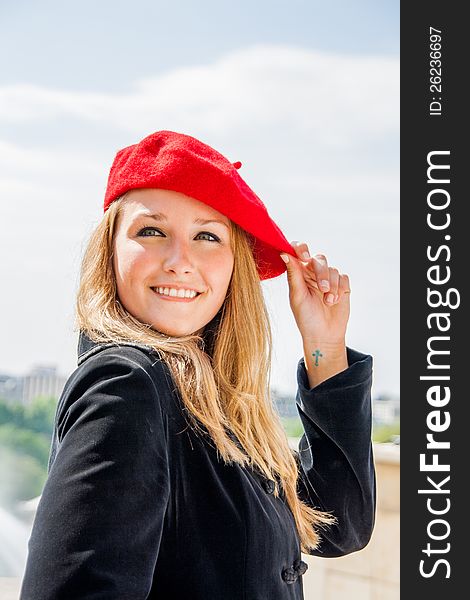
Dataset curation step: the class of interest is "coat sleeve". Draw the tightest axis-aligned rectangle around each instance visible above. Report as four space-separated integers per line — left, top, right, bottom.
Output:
294 347 376 557
20 349 170 600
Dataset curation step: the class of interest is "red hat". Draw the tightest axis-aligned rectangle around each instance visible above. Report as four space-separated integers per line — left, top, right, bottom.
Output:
104 130 295 280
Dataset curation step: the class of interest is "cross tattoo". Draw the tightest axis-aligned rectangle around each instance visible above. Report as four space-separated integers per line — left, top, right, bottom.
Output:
312 349 323 366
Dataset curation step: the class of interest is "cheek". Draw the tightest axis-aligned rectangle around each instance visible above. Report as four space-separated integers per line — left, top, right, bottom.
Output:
114 243 150 286
209 252 234 295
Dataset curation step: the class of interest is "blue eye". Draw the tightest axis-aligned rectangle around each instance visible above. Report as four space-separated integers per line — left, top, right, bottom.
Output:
136 227 220 243
137 227 162 237
197 232 221 242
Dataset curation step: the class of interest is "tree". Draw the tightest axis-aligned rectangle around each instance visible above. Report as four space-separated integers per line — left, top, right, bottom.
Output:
0 395 57 507
0 445 45 508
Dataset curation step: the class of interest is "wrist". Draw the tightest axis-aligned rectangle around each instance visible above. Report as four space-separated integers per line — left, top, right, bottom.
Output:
301 339 346 357
301 341 348 390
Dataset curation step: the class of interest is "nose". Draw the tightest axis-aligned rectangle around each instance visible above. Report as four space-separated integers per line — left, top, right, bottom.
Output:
161 239 195 275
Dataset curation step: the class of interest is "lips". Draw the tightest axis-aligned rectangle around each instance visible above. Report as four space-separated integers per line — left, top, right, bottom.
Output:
150 287 202 302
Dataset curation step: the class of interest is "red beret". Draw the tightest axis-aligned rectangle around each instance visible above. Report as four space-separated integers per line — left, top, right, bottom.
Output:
104 130 295 280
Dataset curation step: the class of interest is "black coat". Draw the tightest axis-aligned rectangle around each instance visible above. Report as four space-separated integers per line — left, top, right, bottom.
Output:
20 332 375 600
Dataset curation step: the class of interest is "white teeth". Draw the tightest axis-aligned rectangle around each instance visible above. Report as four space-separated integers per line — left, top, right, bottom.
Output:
154 287 198 298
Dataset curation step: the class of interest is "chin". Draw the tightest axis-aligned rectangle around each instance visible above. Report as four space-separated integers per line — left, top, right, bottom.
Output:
152 323 203 338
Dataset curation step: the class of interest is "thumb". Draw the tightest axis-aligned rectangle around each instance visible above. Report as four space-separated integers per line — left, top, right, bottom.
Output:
280 253 306 293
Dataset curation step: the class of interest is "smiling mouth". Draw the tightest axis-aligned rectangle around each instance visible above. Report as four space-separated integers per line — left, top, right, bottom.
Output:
150 287 202 301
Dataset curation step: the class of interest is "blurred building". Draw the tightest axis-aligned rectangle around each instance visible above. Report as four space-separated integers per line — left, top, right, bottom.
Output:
272 389 298 418
0 374 23 404
372 393 400 425
0 366 66 406
273 390 401 427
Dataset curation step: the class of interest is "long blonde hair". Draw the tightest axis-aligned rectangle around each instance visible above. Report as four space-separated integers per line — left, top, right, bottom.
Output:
76 195 335 552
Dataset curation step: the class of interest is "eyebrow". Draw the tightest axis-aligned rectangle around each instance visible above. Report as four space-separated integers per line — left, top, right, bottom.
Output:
135 211 230 229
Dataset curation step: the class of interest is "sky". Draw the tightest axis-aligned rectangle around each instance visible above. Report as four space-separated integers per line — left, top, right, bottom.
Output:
0 0 399 397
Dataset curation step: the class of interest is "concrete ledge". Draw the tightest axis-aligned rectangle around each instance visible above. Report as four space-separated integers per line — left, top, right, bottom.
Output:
373 442 400 465
302 442 400 600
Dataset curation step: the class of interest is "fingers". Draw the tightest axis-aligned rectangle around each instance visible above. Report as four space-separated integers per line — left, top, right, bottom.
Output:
291 241 330 291
338 273 351 296
326 268 340 305
288 241 351 304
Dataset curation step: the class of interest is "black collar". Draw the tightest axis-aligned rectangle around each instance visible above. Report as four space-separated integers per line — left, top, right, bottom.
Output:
77 330 96 358
77 330 157 366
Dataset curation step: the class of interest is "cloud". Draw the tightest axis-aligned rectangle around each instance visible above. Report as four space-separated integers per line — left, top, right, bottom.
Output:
0 44 398 146
0 139 100 178
0 43 399 215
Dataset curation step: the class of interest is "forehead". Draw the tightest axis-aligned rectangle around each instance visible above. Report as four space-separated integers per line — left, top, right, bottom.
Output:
120 188 230 224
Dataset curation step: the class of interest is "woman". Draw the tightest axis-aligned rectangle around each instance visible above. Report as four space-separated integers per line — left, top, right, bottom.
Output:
20 130 375 600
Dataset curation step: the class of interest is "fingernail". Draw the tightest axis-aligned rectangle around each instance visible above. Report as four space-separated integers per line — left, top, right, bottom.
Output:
326 293 335 304
302 251 310 260
320 280 330 291
334 294 339 303
280 254 289 264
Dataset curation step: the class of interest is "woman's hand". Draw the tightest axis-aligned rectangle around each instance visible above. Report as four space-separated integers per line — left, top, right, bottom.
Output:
280 241 351 388
281 241 351 344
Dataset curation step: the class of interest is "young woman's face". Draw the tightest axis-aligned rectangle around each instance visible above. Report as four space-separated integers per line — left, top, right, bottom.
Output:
113 189 234 337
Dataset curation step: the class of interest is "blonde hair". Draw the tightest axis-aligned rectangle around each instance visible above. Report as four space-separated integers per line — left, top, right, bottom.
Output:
76 195 335 552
